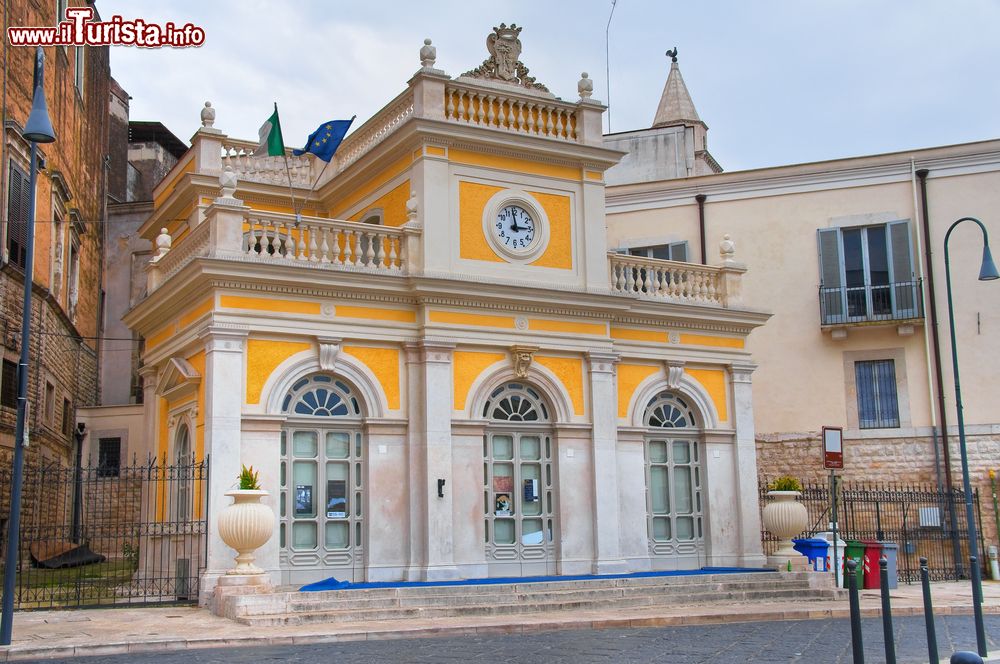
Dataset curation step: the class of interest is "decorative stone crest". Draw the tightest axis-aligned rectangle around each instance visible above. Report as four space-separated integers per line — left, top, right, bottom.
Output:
578 72 593 99
509 344 538 379
462 23 549 92
200 101 215 128
419 38 436 68
514 316 528 331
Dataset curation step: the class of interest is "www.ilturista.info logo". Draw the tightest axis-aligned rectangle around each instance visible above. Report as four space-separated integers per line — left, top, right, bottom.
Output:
7 7 205 48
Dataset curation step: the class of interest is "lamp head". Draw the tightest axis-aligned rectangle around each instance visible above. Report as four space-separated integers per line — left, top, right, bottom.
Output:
23 47 56 144
979 244 999 281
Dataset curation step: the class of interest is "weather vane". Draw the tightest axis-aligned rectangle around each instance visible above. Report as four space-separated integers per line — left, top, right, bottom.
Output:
666 47 678 63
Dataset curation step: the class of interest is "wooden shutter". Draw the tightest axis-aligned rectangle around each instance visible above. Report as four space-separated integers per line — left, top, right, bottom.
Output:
6 163 30 270
887 220 917 318
817 228 844 323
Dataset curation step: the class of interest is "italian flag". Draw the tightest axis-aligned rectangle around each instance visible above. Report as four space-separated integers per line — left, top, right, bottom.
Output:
255 103 285 157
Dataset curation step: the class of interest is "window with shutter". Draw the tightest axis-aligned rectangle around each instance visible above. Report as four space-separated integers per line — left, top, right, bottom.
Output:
855 360 900 428
817 221 921 325
6 162 30 270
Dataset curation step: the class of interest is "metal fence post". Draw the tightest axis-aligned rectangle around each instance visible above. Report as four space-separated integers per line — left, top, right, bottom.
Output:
847 558 865 664
880 556 897 664
921 557 939 664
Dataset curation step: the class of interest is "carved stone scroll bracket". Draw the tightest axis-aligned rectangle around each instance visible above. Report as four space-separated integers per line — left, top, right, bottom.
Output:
317 337 342 373
509 344 539 379
665 360 686 389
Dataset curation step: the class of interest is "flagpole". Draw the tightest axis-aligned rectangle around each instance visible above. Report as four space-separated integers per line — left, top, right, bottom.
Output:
281 152 300 222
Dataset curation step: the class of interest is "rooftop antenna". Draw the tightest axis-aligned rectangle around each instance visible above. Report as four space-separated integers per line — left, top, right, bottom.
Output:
605 0 617 134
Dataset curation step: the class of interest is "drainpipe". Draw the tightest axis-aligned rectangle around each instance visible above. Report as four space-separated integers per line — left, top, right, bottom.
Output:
917 168 963 577
695 193 707 264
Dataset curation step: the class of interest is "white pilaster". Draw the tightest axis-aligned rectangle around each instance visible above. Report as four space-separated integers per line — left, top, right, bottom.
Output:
200 326 249 590
407 340 459 580
587 352 628 574
730 362 766 567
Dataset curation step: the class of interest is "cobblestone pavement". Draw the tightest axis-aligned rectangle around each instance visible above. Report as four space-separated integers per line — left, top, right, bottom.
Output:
25 614 1000 664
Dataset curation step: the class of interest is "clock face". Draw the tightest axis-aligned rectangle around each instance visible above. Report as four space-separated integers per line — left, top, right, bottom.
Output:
494 204 536 253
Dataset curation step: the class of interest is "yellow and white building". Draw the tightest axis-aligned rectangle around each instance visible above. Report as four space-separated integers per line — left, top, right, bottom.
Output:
120 30 770 593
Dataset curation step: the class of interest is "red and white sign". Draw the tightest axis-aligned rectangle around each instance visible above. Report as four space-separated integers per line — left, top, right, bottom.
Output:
823 426 843 469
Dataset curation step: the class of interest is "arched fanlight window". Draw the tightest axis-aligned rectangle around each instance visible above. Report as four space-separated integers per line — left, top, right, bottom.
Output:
282 374 362 418
643 391 697 428
483 382 549 422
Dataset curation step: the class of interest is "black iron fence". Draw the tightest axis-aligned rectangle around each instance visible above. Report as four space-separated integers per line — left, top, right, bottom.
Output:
0 456 208 609
759 479 985 583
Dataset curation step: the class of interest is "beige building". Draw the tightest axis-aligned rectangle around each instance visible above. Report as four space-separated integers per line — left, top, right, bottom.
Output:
604 58 1000 550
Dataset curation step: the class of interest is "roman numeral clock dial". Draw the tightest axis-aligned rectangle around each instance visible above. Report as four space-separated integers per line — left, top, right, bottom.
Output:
494 204 536 252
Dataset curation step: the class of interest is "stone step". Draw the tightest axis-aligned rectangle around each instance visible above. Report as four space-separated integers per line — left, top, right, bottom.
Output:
233 575 842 626
276 579 824 613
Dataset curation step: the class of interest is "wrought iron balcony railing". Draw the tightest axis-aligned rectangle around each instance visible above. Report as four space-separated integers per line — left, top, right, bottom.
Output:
819 279 924 326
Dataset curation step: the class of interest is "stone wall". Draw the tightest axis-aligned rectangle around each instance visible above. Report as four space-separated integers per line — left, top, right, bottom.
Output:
756 431 1000 550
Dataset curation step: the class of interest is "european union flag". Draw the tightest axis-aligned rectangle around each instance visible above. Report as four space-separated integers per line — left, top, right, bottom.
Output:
292 116 355 162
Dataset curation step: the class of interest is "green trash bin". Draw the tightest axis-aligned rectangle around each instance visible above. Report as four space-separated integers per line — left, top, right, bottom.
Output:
843 540 865 588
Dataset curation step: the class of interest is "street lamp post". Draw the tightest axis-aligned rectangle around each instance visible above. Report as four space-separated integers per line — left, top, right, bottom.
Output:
943 216 999 658
0 46 56 647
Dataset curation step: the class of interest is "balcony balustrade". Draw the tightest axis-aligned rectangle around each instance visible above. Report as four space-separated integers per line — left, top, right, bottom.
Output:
819 280 924 326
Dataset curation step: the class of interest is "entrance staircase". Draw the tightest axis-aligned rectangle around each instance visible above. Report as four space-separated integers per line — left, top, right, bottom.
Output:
218 571 843 626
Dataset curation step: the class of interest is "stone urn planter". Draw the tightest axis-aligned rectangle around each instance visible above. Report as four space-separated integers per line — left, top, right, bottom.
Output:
762 490 809 565
217 489 275 575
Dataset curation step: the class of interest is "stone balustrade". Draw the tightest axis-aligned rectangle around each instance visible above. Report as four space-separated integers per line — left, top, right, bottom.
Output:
220 138 313 187
243 211 407 271
334 92 415 173
608 252 745 308
443 81 578 141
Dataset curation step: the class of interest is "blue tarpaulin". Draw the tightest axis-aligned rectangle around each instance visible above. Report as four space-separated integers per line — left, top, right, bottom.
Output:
300 567 772 592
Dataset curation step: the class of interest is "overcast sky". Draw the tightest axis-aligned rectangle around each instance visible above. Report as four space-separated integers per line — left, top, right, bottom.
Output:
98 0 1000 172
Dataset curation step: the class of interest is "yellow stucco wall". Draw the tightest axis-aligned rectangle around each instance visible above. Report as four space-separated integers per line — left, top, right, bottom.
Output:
529 319 606 336
245 340 312 405
330 154 412 219
459 181 505 263
220 295 322 315
349 180 411 227
453 351 506 410
449 148 579 181
535 356 585 416
527 191 573 270
343 346 401 411
337 305 416 323
429 310 516 328
617 364 660 418
685 368 728 422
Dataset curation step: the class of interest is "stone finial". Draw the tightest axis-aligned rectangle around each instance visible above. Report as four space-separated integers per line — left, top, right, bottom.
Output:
578 72 593 99
155 228 172 259
719 233 736 264
420 38 436 68
406 190 418 222
201 101 215 128
219 165 238 198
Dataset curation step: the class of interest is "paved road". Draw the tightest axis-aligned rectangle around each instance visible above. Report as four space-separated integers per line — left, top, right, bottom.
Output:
27 615 1000 663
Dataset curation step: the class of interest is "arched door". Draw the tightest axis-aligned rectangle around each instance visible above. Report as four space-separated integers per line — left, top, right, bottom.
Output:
278 374 365 584
482 382 556 577
642 391 705 569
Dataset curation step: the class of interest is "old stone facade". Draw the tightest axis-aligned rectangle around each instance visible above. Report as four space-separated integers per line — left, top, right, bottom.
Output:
0 1 111 469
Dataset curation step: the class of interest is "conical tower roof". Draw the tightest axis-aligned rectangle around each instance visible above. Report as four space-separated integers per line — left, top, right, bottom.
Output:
652 51 703 128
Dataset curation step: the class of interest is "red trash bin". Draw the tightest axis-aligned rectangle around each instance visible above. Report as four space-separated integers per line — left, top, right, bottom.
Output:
862 540 883 589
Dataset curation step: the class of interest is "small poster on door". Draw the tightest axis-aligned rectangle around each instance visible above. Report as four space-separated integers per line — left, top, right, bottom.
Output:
493 475 513 492
494 493 512 516
295 484 313 515
326 479 347 518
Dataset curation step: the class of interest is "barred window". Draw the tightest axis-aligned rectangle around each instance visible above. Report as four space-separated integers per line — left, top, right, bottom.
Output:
1 359 17 408
855 360 900 429
98 437 121 478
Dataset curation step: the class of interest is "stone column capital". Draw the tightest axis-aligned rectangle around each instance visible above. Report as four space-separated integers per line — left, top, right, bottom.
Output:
199 325 248 353
404 340 455 364
586 351 619 375
729 362 758 384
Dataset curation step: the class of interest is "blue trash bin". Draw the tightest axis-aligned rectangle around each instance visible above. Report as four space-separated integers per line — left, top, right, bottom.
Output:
792 538 829 571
